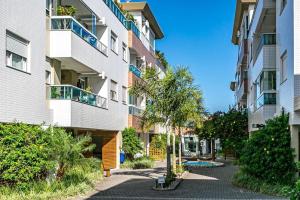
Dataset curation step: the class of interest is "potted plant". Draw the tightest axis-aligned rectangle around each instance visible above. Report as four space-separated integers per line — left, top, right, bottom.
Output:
57 5 76 16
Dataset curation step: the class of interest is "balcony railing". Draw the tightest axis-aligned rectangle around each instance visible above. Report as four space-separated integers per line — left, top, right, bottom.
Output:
256 92 276 110
48 85 108 109
102 0 127 27
129 105 143 117
51 16 108 56
129 64 142 78
254 33 276 62
127 20 140 38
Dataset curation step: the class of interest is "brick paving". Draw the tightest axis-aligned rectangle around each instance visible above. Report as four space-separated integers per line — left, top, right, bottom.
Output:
75 161 286 200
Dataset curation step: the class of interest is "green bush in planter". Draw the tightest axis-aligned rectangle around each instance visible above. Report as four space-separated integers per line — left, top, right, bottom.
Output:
239 113 296 185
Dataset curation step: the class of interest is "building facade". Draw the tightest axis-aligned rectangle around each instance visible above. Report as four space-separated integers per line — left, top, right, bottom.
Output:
0 0 164 169
231 0 300 160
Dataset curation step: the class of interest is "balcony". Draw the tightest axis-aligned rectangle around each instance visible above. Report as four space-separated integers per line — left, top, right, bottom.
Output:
254 34 276 62
237 39 248 67
51 16 108 56
48 85 127 130
256 92 276 110
128 105 143 132
48 85 107 109
236 79 248 103
129 64 142 78
102 0 127 28
129 105 143 117
127 21 140 38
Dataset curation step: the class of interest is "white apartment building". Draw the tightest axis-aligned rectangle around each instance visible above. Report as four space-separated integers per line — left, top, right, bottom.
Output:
0 0 164 169
231 0 300 161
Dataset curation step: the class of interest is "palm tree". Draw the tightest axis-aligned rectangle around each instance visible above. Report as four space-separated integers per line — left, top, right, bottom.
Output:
49 128 95 180
130 66 204 178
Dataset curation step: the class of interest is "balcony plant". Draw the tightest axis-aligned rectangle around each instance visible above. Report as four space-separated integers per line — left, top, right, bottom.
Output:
57 5 76 16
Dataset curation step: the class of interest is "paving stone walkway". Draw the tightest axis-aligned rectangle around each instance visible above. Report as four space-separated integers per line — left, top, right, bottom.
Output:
74 161 286 200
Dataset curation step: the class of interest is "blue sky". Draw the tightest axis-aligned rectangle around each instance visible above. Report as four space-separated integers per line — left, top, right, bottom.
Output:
141 0 238 113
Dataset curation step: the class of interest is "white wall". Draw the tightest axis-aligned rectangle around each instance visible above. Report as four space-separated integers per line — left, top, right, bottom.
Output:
0 0 51 125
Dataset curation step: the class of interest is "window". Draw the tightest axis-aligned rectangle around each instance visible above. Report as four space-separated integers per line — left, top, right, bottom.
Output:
46 0 52 15
45 71 51 85
129 95 137 106
122 43 127 61
280 0 287 15
110 31 118 53
258 71 276 94
280 51 288 83
122 86 127 104
6 31 29 73
110 80 118 101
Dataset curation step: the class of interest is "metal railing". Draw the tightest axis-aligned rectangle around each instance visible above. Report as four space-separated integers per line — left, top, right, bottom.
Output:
51 16 108 56
256 92 276 110
102 0 127 27
127 20 140 38
129 64 142 78
129 105 143 117
48 85 108 109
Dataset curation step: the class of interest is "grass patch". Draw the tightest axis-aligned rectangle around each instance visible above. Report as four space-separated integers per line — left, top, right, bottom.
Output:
0 166 103 200
121 157 154 169
232 170 289 197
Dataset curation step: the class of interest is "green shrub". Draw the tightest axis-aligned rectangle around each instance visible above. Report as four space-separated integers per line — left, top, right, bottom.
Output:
239 113 296 185
0 162 103 200
122 128 143 160
49 128 95 180
150 134 167 150
283 180 300 200
121 156 154 169
233 171 288 197
0 123 54 188
0 122 100 196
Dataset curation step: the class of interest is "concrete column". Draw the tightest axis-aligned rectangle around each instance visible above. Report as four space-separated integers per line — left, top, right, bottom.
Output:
291 125 299 162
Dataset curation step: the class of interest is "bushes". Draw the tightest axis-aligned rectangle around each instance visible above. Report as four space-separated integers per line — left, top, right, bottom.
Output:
121 157 154 169
239 113 296 185
122 128 143 160
0 123 54 187
233 171 287 196
0 123 102 198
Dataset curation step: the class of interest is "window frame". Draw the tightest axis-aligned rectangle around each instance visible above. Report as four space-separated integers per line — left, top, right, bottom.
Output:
122 86 127 105
122 43 127 62
6 51 28 73
110 80 118 102
110 31 118 54
280 51 288 84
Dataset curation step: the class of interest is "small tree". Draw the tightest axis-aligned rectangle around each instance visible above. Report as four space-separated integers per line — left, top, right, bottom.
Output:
122 128 143 160
49 128 95 180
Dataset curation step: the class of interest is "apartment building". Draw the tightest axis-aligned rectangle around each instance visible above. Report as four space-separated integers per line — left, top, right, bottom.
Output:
121 2 166 156
231 0 300 161
0 0 164 169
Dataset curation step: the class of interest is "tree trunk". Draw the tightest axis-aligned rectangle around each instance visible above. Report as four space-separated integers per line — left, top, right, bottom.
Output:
172 127 176 173
211 139 216 161
178 127 182 171
166 126 171 177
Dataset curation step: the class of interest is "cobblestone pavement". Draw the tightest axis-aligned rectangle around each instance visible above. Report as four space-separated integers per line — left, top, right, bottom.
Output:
75 161 285 200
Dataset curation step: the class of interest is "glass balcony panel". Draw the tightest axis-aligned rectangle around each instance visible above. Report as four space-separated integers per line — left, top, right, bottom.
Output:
49 85 107 109
129 64 141 78
51 17 107 55
256 93 276 110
